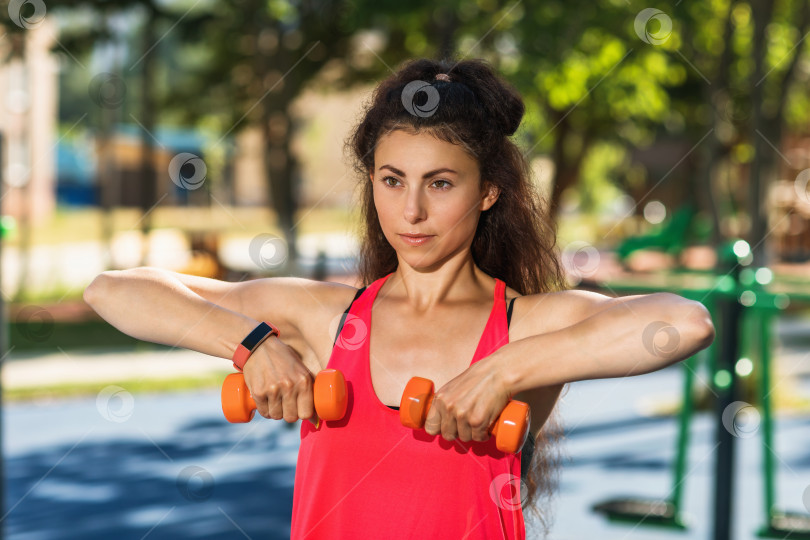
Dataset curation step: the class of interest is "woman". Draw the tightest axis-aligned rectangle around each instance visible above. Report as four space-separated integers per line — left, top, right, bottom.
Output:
84 57 715 539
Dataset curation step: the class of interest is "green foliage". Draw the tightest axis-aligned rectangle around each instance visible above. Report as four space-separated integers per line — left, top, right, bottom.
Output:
579 142 628 213
4 0 810 237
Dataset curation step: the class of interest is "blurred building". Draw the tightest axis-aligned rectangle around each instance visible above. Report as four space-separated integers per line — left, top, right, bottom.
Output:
769 134 810 263
94 124 214 208
56 139 96 205
0 19 59 226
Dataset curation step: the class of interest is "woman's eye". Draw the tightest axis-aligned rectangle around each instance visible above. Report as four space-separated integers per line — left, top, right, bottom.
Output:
382 177 451 190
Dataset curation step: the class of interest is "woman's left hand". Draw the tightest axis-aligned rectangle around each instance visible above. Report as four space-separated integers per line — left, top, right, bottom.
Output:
422 352 512 444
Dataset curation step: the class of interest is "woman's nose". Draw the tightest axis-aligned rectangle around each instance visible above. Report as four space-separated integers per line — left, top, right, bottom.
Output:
403 191 427 222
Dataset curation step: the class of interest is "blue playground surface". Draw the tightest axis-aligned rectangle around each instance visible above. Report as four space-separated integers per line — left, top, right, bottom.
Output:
4 358 809 539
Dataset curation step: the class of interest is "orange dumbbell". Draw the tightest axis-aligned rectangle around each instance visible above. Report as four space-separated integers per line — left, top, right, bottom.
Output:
399 376 531 454
221 369 348 428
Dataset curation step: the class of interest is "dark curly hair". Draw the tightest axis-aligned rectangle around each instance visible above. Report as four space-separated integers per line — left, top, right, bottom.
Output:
343 56 569 536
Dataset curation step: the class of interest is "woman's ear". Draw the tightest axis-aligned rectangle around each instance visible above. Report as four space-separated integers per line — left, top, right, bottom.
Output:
480 185 500 211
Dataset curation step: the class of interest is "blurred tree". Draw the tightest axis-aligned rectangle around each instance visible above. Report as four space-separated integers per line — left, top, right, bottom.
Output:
441 0 810 263
161 0 458 275
4 0 809 269
745 0 810 266
159 0 354 275
461 1 692 219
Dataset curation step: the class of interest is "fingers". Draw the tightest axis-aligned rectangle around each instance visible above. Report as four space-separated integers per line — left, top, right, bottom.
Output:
242 340 316 423
280 380 299 423
424 398 491 444
470 416 493 442
283 374 314 423
296 378 316 423
251 378 282 420
424 402 460 442
456 421 473 443
251 377 312 422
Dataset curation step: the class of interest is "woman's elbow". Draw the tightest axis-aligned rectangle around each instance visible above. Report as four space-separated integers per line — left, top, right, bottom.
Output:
685 301 716 353
84 271 117 307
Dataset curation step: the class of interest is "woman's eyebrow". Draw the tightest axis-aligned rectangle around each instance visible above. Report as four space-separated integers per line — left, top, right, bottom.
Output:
379 164 458 178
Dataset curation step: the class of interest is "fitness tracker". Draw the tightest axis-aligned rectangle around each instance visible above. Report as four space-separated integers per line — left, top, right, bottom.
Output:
232 321 281 372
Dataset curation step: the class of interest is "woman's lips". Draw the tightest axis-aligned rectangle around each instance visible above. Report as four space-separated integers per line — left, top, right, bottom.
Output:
399 234 434 246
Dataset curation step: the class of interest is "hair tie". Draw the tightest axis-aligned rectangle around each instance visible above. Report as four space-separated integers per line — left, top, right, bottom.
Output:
434 73 451 82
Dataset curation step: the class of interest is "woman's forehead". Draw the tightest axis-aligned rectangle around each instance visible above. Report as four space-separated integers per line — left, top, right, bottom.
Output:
374 131 477 168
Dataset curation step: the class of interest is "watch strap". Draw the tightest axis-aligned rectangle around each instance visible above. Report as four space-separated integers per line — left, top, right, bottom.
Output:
232 321 281 372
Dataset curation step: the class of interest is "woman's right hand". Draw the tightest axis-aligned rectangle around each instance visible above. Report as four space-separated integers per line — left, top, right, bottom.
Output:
242 335 317 424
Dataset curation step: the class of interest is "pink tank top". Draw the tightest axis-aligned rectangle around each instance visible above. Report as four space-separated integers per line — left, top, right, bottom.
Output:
290 272 526 539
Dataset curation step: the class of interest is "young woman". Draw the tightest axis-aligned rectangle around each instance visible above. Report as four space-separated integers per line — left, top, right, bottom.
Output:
84 57 715 539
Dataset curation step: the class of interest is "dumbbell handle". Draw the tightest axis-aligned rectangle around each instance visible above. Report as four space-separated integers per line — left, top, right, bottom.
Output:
221 369 347 425
400 377 531 454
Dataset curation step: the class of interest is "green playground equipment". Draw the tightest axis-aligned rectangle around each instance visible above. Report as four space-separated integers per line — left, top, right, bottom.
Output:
616 202 712 264
586 240 810 539
590 350 701 530
0 216 16 238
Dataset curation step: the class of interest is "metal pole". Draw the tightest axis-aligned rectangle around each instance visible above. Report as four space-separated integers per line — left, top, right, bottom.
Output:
712 259 742 540
759 308 776 525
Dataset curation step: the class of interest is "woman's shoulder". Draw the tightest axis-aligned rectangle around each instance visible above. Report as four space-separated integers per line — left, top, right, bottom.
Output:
504 284 522 302
506 287 626 341
302 280 366 354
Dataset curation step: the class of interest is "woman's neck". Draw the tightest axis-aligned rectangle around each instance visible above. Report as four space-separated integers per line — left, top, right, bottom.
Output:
381 261 492 313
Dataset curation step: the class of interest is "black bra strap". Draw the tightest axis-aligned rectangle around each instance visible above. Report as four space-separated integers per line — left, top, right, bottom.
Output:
333 286 367 346
506 296 516 329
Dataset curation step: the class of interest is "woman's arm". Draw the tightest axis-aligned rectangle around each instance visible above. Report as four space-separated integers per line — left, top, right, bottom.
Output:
419 292 714 445
83 269 261 361
84 268 335 423
499 292 716 395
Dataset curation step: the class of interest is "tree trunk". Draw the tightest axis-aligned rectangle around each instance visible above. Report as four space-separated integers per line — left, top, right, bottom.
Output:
548 112 571 217
262 103 302 276
548 113 591 218
694 0 737 249
138 6 159 267
250 2 303 277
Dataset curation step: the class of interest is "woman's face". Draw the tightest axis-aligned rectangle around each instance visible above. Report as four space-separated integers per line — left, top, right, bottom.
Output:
370 129 499 270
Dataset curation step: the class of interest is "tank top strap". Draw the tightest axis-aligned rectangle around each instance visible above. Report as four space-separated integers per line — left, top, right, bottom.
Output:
334 274 508 362
471 277 510 364
332 272 394 347
332 286 367 348
494 277 505 304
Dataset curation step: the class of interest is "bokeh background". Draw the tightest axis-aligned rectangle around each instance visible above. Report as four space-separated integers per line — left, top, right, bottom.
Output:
1 0 809 539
